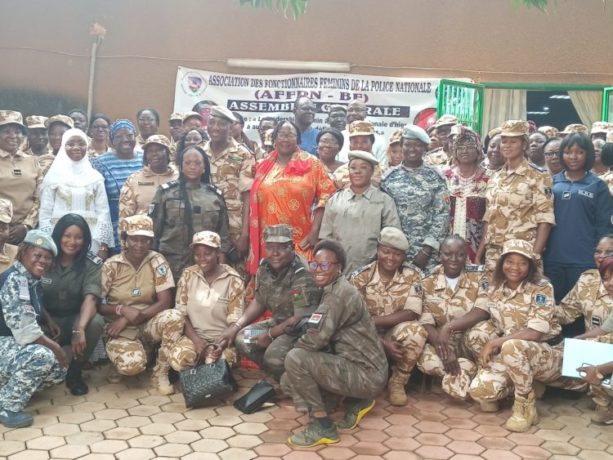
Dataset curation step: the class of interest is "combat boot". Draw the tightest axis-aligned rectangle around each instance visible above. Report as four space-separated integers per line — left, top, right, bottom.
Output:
151 350 174 395
479 400 499 413
0 409 33 428
387 368 410 406
505 390 538 432
288 420 339 447
337 399 375 430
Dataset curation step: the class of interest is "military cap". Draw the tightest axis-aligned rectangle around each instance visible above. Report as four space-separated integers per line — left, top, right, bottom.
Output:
348 120 375 137
263 128 274 147
143 134 171 151
209 106 237 123
329 104 347 114
433 114 458 129
0 110 26 134
182 111 203 122
348 150 379 166
23 229 57 256
25 115 48 130
487 127 503 138
500 120 529 137
45 114 74 129
388 129 403 146
561 123 588 135
591 121 612 135
169 112 183 122
191 230 221 248
121 215 154 238
501 239 534 260
378 227 409 252
537 125 559 137
0 199 12 224
263 224 293 244
402 124 430 145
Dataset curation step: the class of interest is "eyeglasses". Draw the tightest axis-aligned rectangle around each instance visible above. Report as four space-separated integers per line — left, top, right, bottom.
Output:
318 140 339 147
595 249 613 257
309 261 338 271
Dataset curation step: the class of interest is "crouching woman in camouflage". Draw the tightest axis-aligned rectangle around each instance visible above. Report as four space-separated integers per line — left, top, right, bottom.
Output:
281 240 388 448
0 231 67 428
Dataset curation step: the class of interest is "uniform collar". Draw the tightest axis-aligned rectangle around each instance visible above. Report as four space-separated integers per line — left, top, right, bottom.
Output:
142 165 176 177
0 148 25 159
504 159 529 176
204 138 239 159
348 184 375 200
431 265 468 291
116 250 157 271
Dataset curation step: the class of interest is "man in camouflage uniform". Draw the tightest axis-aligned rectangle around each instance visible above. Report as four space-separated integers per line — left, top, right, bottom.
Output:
227 225 320 382
203 106 255 265
0 230 66 428
381 124 450 274
400 235 487 401
99 215 182 395
281 240 387 447
477 120 555 274
423 115 457 168
349 227 422 406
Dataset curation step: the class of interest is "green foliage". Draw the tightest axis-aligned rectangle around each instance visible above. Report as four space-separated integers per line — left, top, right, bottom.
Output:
238 0 308 19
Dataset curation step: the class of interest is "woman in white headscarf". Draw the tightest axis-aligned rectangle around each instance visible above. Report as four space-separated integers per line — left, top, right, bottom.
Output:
39 128 113 257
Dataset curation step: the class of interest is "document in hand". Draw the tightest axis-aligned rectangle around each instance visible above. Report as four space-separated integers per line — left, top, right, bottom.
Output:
561 338 613 378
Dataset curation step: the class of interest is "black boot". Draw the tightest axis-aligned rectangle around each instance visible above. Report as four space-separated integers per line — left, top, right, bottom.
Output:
65 361 88 396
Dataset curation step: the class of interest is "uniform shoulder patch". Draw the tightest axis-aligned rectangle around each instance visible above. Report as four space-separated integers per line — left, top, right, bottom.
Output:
479 278 489 291
207 184 224 197
161 180 179 190
534 293 547 306
86 251 103 265
528 162 546 172
466 264 485 272
348 263 371 279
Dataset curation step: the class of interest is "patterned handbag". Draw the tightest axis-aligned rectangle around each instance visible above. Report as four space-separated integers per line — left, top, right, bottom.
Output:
180 344 238 408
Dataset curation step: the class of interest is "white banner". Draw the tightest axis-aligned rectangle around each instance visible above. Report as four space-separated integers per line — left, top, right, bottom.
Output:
174 66 444 141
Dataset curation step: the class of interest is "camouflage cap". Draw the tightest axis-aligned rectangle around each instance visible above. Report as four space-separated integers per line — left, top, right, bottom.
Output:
0 110 26 133
561 123 588 135
121 215 154 238
433 114 458 129
45 114 74 129
500 120 529 137
388 129 403 146
537 125 559 137
263 224 293 244
487 127 503 138
209 106 237 123
0 198 12 224
378 227 409 252
348 150 379 166
263 128 274 147
402 124 430 144
25 115 48 130
182 111 203 122
191 230 221 248
501 238 534 260
143 134 171 151
23 229 57 256
348 120 375 137
329 104 347 114
169 112 183 122
591 121 612 135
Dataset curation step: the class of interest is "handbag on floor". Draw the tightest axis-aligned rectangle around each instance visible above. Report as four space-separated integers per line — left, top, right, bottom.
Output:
180 344 238 408
233 379 276 414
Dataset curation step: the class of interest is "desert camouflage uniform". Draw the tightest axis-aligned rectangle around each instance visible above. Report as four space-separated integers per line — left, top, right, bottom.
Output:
468 279 564 401
423 147 450 168
319 185 401 274
0 243 18 273
203 139 255 245
402 265 487 399
557 269 613 406
280 276 388 413
332 163 383 190
235 255 320 381
119 166 178 221
381 165 450 274
101 250 181 376
0 262 66 412
482 160 555 273
349 261 423 374
168 264 244 370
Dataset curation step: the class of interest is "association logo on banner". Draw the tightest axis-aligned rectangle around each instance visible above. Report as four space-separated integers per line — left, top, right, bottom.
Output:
181 71 207 96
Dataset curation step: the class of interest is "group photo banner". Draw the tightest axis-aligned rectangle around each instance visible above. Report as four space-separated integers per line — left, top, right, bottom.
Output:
174 66 444 141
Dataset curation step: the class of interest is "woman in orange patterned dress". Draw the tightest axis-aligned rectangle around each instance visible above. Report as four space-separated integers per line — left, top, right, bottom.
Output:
247 120 336 275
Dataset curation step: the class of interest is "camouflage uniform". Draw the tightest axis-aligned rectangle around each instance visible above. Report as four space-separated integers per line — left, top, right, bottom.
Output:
403 265 487 399
149 180 231 280
381 165 450 274
280 276 388 413
482 159 555 273
0 262 66 412
235 255 320 381
332 163 383 190
101 250 181 376
168 264 244 370
0 244 18 273
423 147 450 168
349 261 423 375
119 166 178 221
320 185 401 274
203 138 255 245
468 279 565 402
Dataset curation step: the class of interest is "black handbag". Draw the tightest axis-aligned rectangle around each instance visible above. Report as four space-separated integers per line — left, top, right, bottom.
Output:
233 380 276 414
180 345 238 408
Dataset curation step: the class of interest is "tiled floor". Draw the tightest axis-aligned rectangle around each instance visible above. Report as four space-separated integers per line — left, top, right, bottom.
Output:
1 365 613 460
